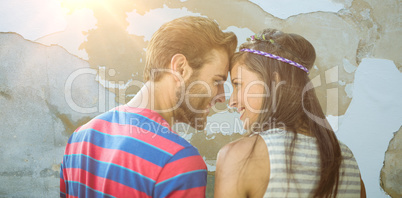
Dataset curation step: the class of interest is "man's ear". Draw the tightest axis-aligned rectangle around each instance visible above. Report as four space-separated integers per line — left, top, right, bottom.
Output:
171 54 193 83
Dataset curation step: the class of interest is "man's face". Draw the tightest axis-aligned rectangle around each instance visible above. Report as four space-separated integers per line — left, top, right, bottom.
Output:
175 48 229 130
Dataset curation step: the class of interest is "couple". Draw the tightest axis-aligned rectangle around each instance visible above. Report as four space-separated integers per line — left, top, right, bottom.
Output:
60 16 365 197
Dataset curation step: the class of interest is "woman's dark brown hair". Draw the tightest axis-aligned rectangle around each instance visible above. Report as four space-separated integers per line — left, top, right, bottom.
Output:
232 29 342 197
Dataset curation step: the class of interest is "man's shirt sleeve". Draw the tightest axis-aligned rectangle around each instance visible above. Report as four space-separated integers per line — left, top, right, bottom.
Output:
153 146 207 198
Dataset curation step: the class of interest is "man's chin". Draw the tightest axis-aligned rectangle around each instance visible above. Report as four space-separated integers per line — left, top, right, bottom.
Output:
189 116 207 131
175 105 209 130
193 123 206 131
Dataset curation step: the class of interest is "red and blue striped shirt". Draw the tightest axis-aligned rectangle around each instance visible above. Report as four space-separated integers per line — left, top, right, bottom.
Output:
60 106 207 197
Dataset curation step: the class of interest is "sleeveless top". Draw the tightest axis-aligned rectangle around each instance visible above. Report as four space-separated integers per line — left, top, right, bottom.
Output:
259 129 361 198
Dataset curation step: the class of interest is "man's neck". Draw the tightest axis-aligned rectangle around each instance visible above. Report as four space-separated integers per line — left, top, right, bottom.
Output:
127 81 176 126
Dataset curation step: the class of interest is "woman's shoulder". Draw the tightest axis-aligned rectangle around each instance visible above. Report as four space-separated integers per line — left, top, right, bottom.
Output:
218 134 266 161
215 134 270 198
337 140 356 159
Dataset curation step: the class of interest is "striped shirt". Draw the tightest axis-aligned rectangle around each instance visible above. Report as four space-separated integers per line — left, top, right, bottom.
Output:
60 106 207 198
260 129 361 198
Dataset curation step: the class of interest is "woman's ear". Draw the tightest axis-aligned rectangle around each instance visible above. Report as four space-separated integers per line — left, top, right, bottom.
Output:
170 54 193 83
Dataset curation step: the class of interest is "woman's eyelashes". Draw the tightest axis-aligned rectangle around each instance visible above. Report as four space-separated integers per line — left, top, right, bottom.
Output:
232 81 241 89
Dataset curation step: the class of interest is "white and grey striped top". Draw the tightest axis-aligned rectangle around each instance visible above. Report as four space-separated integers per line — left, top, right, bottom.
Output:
259 129 361 198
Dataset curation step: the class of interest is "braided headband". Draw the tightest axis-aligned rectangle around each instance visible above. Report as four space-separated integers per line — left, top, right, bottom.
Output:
240 48 309 73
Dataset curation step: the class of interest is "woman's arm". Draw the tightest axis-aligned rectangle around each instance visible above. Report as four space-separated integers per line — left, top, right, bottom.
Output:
214 135 270 198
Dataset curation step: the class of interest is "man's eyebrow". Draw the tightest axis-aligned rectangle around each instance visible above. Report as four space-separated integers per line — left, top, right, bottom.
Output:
215 74 227 81
231 77 239 82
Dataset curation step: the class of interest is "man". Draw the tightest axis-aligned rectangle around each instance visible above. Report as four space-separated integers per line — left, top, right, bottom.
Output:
60 16 237 197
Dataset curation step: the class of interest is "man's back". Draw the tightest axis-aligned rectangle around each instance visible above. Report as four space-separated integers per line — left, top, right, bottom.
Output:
60 105 207 198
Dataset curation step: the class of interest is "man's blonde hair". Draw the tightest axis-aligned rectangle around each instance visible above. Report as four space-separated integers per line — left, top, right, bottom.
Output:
144 16 237 81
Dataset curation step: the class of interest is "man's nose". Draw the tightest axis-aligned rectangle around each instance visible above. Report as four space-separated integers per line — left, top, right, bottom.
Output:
211 84 226 106
228 92 237 108
215 85 225 103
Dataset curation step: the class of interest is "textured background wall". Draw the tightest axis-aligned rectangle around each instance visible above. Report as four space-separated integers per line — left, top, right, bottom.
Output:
0 0 401 197
381 126 402 197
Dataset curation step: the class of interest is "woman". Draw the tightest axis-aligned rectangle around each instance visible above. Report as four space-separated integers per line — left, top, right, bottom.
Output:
214 29 366 198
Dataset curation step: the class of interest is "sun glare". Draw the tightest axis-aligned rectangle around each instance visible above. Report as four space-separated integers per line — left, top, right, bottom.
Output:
61 0 108 13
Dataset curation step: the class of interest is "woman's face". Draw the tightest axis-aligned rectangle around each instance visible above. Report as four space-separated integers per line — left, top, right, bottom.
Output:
229 63 266 130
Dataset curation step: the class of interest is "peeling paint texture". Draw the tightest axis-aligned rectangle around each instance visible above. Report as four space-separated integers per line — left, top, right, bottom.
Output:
0 33 116 197
381 126 402 197
0 0 401 197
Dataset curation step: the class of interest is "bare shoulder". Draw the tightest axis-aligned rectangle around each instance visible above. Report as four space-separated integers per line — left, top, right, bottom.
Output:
218 135 257 160
215 135 270 198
